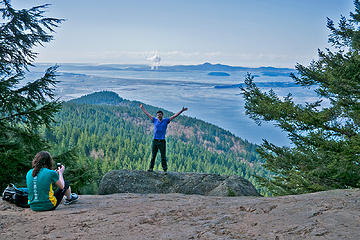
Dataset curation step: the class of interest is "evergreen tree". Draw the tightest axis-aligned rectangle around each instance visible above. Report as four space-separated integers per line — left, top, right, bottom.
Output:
0 0 63 190
242 1 360 195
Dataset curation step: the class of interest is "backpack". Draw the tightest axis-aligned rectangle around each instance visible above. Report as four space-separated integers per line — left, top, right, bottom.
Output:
2 183 30 208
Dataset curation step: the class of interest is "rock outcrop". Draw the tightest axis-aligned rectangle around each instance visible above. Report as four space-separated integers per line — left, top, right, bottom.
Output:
98 170 261 196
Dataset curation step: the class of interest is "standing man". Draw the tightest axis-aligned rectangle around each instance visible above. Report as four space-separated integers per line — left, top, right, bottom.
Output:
140 104 188 174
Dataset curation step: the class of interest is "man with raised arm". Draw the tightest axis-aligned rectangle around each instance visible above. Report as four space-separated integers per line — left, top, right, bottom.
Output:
139 104 188 175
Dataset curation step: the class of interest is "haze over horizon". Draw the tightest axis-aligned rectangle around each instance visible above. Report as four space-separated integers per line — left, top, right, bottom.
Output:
34 61 296 69
13 0 354 68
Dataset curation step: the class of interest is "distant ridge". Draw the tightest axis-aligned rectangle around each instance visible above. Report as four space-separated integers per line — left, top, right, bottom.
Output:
68 91 123 105
97 62 294 72
36 62 294 73
156 62 294 72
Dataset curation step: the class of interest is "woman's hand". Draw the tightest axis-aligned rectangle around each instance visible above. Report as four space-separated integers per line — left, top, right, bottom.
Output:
57 165 65 175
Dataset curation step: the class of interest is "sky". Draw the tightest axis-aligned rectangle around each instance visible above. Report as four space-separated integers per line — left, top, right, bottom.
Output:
11 0 355 67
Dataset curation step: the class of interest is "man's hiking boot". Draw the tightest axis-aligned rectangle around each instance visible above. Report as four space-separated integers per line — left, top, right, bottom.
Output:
164 170 167 175
64 193 79 205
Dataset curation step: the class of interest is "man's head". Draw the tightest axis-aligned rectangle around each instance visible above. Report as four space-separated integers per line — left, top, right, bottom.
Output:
157 110 163 120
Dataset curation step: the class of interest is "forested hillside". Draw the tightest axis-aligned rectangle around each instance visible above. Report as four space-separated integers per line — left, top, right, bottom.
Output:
44 91 268 194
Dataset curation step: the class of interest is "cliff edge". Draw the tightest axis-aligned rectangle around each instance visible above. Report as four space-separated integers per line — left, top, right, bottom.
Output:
1 189 359 239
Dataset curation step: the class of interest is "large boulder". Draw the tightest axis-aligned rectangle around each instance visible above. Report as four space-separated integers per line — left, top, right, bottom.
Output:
98 170 261 197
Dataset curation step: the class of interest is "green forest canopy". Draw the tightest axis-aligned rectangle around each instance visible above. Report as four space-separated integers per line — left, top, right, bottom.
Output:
44 91 268 195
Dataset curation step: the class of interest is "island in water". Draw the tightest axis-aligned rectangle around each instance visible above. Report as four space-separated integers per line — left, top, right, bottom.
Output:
208 71 230 76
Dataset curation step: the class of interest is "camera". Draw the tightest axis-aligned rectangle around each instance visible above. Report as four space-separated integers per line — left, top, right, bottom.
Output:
57 163 62 170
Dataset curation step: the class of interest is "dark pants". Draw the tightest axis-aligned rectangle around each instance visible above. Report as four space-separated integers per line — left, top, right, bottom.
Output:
50 181 70 210
150 139 167 171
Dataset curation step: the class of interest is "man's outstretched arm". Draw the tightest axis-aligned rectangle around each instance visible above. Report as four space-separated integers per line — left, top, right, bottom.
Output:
139 104 153 121
169 107 188 122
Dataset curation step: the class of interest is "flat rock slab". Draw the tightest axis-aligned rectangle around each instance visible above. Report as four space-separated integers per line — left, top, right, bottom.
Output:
98 170 260 197
1 189 360 239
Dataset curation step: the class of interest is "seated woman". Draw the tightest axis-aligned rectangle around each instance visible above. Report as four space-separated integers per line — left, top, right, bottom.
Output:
26 151 79 211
